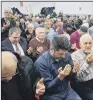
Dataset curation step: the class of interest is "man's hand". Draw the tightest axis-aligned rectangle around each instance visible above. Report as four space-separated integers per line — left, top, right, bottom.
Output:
73 63 80 73
2 23 10 31
58 64 71 80
86 54 93 63
36 47 43 53
36 78 45 96
27 47 33 54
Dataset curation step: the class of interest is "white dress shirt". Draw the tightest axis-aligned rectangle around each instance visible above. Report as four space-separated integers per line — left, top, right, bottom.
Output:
12 43 25 56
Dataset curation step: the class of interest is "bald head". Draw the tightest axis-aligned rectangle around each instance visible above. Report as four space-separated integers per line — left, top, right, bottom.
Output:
2 51 18 81
80 34 93 54
35 27 45 40
27 23 34 30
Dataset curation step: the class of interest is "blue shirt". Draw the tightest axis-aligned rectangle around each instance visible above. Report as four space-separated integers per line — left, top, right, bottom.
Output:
35 51 74 95
46 28 58 41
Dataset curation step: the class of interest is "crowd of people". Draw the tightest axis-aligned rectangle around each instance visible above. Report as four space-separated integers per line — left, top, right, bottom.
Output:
1 7 93 100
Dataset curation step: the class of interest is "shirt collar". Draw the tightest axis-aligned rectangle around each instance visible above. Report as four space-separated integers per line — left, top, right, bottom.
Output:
36 37 44 43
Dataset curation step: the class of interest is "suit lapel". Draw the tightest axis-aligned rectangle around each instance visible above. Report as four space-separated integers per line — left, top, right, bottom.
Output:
7 38 15 51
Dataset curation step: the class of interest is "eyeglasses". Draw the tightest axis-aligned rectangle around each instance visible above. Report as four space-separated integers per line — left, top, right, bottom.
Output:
1 68 19 82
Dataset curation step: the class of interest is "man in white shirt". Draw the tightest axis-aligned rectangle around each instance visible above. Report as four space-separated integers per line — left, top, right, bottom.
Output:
71 34 93 100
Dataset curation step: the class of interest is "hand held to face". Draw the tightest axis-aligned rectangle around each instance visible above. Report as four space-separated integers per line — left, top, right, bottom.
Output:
86 54 93 63
73 63 80 73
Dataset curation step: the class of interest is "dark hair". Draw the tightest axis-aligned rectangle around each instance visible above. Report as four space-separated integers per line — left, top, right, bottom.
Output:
80 26 88 33
51 36 70 51
9 27 21 35
89 19 93 27
57 17 63 22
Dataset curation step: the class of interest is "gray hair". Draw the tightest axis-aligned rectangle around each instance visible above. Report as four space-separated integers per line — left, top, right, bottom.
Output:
4 8 13 14
80 34 92 43
9 27 21 36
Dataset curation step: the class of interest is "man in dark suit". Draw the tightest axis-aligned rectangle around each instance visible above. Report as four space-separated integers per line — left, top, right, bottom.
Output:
2 27 28 56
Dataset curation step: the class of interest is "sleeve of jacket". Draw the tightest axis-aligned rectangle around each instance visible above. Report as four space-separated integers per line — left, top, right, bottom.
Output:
35 59 63 90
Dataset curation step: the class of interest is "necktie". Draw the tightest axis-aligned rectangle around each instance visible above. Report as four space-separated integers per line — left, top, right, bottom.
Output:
15 44 21 55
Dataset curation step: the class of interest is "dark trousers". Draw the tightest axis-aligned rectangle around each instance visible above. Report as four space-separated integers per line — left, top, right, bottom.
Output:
71 79 93 100
40 87 81 100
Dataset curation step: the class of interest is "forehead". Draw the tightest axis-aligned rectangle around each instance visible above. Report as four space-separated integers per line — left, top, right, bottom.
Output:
81 37 92 43
4 9 12 13
38 28 45 33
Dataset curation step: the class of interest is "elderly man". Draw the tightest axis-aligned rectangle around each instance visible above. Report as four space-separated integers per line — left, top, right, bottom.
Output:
2 27 28 56
28 27 50 62
34 36 81 100
71 34 93 100
1 8 13 41
21 23 35 43
1 51 45 100
26 23 35 42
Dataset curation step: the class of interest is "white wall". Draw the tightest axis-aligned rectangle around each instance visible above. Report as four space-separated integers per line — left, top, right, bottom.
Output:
27 2 56 15
1 2 93 17
55 2 93 15
1 2 56 17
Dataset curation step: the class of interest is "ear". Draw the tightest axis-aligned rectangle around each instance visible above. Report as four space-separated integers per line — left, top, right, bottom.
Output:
50 46 54 54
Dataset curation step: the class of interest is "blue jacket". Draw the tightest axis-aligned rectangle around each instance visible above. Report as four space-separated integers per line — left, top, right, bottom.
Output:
35 51 74 95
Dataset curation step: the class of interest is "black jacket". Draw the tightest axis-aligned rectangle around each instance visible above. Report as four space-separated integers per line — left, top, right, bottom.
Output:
17 56 37 100
2 55 37 100
2 37 28 55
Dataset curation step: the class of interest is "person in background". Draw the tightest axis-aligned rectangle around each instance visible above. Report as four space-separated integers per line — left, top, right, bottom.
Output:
70 26 88 52
28 27 50 62
54 17 64 35
88 19 93 39
44 19 58 40
26 23 35 42
19 17 26 35
1 8 13 41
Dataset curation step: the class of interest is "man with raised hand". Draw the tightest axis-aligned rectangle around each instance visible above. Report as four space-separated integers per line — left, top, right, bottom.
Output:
71 34 93 100
34 36 81 100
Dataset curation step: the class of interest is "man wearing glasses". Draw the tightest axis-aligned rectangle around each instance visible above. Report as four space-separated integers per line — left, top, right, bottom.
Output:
1 51 45 100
